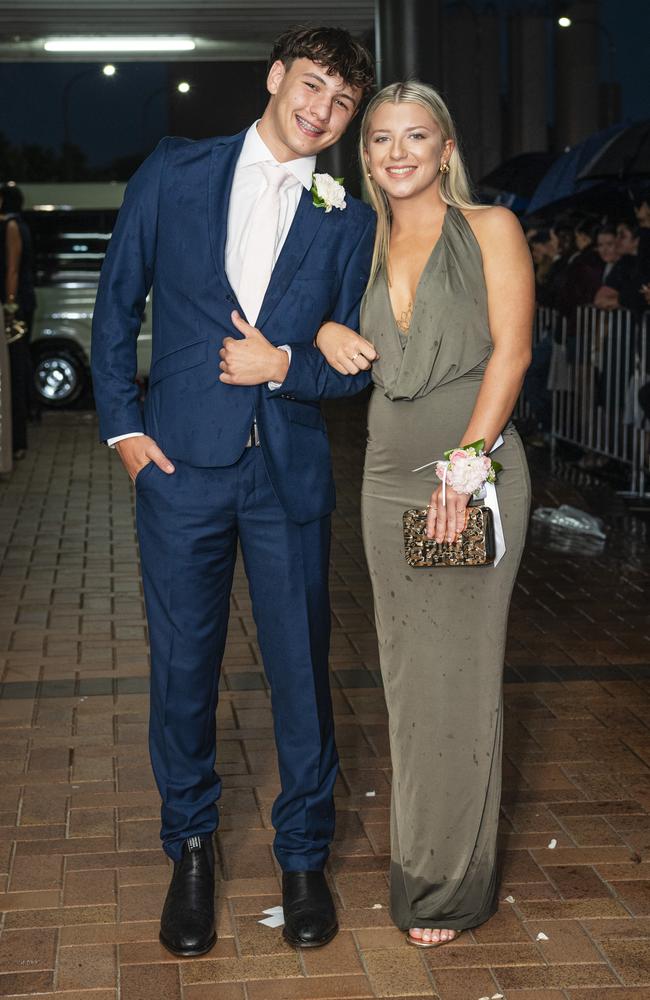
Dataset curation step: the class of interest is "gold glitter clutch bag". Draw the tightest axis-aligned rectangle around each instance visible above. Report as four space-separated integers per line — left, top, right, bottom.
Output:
402 505 495 567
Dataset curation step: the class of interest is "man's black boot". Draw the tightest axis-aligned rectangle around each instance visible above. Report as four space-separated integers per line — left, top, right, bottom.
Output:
159 835 217 957
282 870 338 948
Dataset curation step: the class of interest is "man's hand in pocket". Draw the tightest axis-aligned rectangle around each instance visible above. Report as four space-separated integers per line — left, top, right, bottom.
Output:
115 436 175 483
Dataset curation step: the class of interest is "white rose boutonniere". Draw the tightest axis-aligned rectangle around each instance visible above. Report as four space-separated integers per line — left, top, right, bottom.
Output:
311 172 346 213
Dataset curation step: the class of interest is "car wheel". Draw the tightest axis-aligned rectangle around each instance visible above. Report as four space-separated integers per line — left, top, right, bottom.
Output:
32 347 87 408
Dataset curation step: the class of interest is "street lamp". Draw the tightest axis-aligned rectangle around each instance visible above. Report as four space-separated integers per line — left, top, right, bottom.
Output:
557 14 617 125
62 64 117 146
141 82 192 137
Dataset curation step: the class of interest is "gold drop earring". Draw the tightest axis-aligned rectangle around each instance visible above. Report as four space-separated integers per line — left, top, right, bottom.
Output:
439 161 450 174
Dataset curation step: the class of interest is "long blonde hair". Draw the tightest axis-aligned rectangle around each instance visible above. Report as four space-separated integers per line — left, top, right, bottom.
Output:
359 81 476 284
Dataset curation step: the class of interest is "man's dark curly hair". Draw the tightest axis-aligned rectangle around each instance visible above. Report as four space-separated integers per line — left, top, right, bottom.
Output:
268 25 375 102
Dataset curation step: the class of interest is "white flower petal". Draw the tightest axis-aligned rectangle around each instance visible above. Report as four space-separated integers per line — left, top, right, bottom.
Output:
548 838 557 849
313 172 346 212
536 931 549 941
371 903 383 909
365 790 376 797
504 895 515 903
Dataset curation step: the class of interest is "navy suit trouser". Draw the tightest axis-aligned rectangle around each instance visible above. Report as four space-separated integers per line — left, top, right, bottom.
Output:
135 445 337 868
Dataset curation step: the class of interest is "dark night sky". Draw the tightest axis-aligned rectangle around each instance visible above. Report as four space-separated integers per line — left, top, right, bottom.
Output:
0 62 169 166
0 0 648 171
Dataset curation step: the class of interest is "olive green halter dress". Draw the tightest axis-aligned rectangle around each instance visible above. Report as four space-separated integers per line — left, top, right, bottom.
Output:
360 206 531 931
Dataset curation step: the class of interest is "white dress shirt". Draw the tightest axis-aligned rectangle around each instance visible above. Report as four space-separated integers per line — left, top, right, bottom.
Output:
225 120 315 304
108 122 315 447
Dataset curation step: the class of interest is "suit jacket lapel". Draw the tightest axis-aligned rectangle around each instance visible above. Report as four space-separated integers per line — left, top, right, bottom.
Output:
207 130 247 300
256 187 325 329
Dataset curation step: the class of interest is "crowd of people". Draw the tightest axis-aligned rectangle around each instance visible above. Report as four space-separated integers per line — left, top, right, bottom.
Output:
521 190 650 443
525 190 650 315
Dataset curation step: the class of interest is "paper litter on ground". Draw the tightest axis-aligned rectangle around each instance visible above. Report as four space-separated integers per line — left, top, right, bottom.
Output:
258 905 284 928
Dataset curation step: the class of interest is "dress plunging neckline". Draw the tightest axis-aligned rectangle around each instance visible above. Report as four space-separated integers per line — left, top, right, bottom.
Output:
384 207 449 342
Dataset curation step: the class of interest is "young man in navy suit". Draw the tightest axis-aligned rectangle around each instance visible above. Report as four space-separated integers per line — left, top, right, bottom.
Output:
91 27 376 956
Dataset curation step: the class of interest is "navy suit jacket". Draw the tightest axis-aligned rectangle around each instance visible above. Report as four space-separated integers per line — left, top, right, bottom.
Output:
91 130 375 523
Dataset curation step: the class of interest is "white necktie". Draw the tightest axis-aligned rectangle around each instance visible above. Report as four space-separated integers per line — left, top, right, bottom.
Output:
238 161 289 326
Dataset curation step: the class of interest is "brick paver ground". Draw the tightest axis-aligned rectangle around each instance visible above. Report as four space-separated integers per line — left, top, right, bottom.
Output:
1 401 650 1000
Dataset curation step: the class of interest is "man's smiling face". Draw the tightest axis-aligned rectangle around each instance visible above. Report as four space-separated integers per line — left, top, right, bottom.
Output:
258 57 362 162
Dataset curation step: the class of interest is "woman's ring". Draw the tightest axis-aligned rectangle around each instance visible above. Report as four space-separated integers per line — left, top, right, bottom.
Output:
350 352 360 361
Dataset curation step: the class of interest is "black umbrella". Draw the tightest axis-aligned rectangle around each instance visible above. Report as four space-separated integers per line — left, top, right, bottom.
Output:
479 152 559 199
578 121 650 181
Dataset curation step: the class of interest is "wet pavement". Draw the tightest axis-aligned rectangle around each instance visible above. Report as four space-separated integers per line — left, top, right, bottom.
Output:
0 400 649 1000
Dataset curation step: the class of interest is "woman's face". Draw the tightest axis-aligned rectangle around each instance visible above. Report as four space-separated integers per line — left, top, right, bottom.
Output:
364 101 453 202
574 229 591 251
596 232 619 263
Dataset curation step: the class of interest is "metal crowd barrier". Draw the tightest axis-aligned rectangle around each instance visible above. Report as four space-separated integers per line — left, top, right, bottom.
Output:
522 304 650 498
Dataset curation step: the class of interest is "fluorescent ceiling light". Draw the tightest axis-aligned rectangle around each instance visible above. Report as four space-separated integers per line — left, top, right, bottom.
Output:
44 37 195 53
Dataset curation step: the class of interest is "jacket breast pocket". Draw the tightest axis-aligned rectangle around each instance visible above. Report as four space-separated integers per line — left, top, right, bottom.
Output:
149 338 208 386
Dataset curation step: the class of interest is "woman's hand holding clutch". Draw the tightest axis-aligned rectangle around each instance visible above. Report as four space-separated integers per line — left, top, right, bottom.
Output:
315 321 378 375
427 484 470 543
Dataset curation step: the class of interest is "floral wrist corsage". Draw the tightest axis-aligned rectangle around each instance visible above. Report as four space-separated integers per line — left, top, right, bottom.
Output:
435 439 501 501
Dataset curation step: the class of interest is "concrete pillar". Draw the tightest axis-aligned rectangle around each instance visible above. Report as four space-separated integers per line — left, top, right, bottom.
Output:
442 6 480 179
440 7 503 181
477 10 503 177
555 0 600 149
508 12 549 156
375 0 443 89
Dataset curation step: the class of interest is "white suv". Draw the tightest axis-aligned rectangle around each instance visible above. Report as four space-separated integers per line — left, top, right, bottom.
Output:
23 183 152 408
